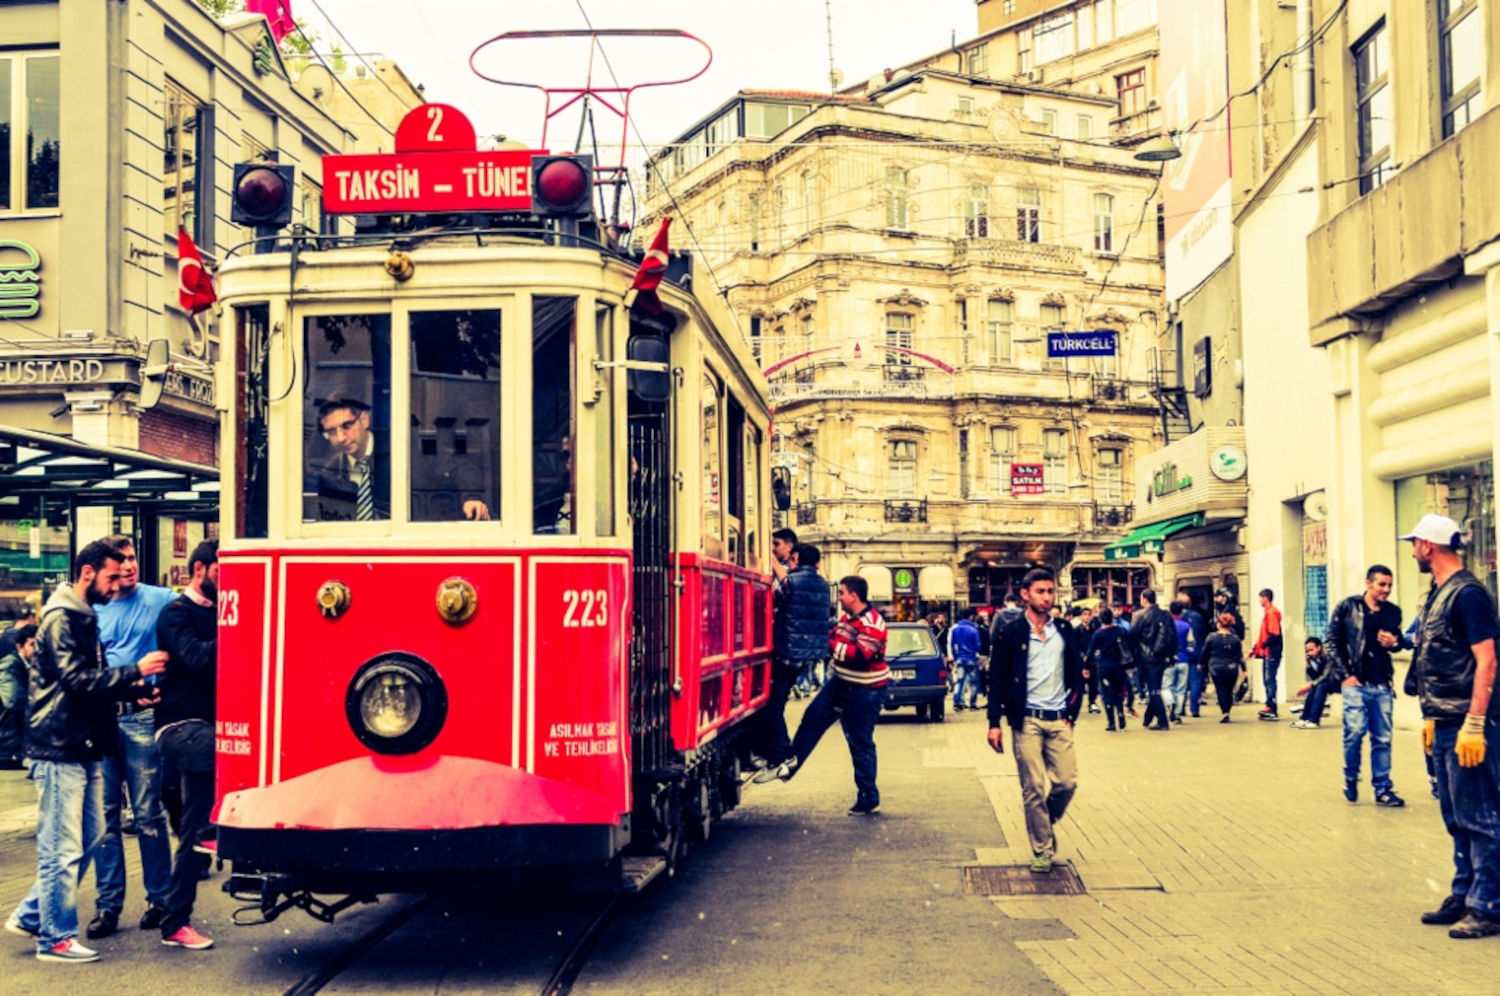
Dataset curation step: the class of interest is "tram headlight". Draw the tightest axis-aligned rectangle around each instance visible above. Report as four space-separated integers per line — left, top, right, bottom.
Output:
345 654 447 755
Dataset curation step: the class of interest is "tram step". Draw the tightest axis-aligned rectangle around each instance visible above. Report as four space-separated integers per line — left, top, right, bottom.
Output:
620 855 667 893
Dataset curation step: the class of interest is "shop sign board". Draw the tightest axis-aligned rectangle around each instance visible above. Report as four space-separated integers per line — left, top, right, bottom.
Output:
0 241 42 320
893 567 917 595
1011 463 1044 495
1046 331 1117 357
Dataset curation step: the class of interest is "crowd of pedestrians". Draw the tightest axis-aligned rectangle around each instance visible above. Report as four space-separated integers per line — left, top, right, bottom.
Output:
3 535 219 964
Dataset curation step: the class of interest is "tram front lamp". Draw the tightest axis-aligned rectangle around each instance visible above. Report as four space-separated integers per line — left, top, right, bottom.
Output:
345 653 447 754
530 155 594 217
231 162 296 227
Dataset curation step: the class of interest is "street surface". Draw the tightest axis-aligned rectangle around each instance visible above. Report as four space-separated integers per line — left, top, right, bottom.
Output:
0 689 1493 994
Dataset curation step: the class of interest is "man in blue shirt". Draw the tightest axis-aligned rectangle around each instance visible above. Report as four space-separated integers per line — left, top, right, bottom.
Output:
84 536 176 939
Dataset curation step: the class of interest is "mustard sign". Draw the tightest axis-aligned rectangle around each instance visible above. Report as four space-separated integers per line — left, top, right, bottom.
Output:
0 241 41 320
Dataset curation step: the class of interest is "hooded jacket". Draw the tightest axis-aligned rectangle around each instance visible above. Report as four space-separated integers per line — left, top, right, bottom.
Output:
27 584 145 763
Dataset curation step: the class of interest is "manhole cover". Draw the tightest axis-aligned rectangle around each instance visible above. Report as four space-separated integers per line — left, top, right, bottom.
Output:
963 864 1086 896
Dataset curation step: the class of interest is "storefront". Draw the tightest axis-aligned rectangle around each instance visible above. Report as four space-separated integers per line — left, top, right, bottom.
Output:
1104 427 1249 617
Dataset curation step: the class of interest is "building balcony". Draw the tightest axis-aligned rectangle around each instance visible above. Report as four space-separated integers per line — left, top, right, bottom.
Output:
953 237 1082 274
884 498 927 523
1094 503 1134 529
882 364 924 384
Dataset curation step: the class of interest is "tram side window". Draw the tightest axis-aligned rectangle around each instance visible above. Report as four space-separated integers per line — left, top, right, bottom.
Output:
304 314 391 523
410 309 501 522
744 421 762 572
725 395 746 566
534 297 576 534
702 371 723 559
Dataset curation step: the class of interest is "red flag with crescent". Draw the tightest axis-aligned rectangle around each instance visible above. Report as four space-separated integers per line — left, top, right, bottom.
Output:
177 228 217 315
626 218 671 312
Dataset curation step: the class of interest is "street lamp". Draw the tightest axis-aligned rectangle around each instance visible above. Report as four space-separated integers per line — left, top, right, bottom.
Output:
1134 133 1182 162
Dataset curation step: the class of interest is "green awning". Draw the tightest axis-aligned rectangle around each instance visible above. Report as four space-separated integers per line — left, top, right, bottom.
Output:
1103 512 1206 561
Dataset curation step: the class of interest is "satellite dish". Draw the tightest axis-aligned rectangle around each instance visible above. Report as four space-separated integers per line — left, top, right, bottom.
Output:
829 67 844 89
1304 491 1328 522
140 338 170 410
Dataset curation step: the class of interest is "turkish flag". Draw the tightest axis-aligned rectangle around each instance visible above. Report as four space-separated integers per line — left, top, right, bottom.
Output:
626 218 671 313
177 228 217 315
246 0 296 44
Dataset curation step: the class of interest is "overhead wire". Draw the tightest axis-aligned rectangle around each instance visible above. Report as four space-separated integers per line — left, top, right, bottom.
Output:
571 0 752 345
285 19 395 139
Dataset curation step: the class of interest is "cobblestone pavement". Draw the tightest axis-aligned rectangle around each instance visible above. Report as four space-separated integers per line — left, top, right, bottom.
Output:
950 690 1495 994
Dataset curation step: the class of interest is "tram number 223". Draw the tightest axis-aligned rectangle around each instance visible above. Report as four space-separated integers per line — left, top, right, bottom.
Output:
217 590 240 627
561 589 608 628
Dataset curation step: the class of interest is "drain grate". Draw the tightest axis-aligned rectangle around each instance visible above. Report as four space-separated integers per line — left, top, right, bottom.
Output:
963 864 1086 896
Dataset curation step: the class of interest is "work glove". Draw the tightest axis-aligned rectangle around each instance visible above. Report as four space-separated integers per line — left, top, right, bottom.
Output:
1422 718 1435 757
1456 714 1487 768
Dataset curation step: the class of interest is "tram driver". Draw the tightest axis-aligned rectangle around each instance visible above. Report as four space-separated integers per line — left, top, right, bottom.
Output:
308 391 491 523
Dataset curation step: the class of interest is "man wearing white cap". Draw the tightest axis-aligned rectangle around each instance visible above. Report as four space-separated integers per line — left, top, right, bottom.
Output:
1402 514 1500 939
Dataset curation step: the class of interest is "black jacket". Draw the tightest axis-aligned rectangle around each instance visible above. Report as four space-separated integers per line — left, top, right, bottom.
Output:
774 566 832 661
0 650 26 758
1132 605 1178 666
987 613 1084 730
1412 570 1500 721
1324 594 1402 686
155 594 217 728
27 586 145 763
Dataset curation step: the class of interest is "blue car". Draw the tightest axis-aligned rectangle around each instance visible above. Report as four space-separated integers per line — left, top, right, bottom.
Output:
882 623 949 721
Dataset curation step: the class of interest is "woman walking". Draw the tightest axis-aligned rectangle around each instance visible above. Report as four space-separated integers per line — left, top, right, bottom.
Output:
1201 612 1246 722
1085 609 1131 732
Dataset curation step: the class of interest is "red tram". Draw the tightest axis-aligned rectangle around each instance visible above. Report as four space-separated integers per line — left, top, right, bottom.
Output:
210 83 774 921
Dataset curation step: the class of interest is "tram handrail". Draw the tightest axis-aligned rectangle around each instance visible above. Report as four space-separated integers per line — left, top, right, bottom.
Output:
216 225 625 263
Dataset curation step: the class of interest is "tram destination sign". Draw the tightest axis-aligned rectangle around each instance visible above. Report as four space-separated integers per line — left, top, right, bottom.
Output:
1046 330 1118 357
322 149 536 215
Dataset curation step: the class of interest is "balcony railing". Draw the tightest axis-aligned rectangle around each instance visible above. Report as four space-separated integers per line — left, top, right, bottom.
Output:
884 499 928 523
1094 503 1134 529
882 364 925 383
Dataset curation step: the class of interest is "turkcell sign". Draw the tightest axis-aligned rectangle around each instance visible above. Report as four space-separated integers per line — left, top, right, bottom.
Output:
1046 330 1118 357
322 149 535 215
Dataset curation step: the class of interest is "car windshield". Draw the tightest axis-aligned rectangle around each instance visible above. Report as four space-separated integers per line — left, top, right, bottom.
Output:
886 627 938 658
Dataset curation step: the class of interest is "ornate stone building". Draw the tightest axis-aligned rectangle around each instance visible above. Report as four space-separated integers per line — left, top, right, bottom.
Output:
641 58 1167 616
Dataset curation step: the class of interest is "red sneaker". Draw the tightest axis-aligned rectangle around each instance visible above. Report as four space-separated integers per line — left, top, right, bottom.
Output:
161 925 214 950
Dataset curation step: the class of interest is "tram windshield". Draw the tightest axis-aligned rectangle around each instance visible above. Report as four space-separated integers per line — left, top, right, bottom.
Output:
302 310 503 524
304 314 393 523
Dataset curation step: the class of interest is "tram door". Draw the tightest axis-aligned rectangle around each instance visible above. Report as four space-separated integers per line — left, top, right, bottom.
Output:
626 336 674 775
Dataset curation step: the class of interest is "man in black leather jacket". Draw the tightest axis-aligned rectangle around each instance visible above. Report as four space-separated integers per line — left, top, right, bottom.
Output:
5 540 166 963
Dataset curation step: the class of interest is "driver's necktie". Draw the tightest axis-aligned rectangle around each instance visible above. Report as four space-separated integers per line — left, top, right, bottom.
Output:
355 458 373 521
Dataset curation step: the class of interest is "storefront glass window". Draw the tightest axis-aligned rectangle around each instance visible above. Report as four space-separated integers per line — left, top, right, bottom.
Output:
1395 461 1496 604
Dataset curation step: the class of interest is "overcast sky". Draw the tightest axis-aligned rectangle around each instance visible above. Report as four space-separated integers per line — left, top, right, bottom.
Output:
304 0 985 149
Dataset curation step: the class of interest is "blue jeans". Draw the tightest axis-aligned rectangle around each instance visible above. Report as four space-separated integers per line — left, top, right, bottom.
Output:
1186 662 1206 716
9 760 106 950
1432 721 1500 916
1303 680 1332 724
788 678 882 807
1163 663 1187 717
1262 656 1281 712
1341 684 1394 792
92 711 171 912
953 660 979 708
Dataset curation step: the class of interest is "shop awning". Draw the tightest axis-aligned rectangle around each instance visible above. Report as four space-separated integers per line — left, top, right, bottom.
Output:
1103 512 1205 562
858 564 893 603
918 565 954 600
0 425 219 520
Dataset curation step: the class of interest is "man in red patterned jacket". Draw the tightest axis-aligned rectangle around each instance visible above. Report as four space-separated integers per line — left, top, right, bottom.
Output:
753 575 888 815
